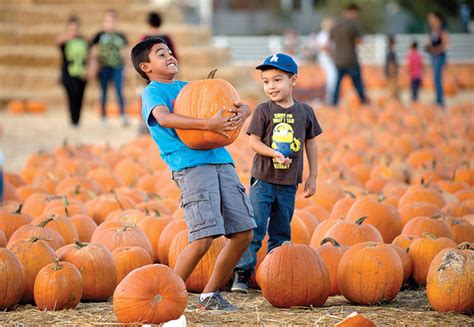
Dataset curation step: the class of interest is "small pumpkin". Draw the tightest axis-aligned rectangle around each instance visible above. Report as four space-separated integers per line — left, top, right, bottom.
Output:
0 248 26 310
113 264 188 324
33 260 82 310
173 70 242 150
426 242 473 314
256 242 330 308
315 237 349 295
56 241 117 301
337 242 403 305
407 233 457 285
112 246 153 284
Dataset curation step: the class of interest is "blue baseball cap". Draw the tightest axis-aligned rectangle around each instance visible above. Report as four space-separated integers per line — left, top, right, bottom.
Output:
256 53 298 75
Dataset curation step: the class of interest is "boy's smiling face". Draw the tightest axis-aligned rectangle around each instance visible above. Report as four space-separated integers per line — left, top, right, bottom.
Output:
261 69 296 106
139 43 178 82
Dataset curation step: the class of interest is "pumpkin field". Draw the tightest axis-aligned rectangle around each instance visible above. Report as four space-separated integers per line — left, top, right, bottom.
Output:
1 74 473 325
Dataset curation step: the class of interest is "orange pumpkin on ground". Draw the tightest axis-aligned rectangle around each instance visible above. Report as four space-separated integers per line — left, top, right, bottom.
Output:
0 248 26 310
173 70 241 149
407 233 457 285
315 237 349 295
113 264 188 324
401 216 453 240
337 242 403 305
256 242 330 308
56 241 117 301
168 231 226 293
426 242 473 314
33 260 82 310
7 237 57 303
335 311 376 327
112 246 153 284
324 216 383 247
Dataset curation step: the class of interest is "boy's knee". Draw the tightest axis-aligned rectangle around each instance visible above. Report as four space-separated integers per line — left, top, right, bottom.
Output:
233 229 253 245
191 237 213 255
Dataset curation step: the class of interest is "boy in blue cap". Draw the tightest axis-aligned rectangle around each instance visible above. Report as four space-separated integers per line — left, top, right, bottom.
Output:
231 53 323 293
130 37 256 311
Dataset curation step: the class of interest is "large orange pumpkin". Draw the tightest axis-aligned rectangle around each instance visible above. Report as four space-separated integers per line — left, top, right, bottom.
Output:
173 70 242 149
0 248 26 310
407 233 457 285
256 242 330 308
315 237 349 295
113 264 188 324
337 242 403 305
56 241 117 301
426 242 473 314
168 230 226 293
7 237 57 303
33 260 83 310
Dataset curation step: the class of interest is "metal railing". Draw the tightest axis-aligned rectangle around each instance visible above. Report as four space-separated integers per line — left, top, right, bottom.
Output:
213 33 474 65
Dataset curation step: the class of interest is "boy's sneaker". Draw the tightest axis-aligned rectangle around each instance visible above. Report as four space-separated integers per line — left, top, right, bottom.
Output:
231 271 250 294
197 292 237 312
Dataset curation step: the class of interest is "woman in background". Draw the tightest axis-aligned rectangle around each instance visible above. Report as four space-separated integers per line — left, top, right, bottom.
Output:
426 11 449 108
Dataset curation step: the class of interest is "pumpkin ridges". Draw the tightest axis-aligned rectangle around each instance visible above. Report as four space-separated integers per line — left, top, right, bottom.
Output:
0 248 26 310
113 264 188 324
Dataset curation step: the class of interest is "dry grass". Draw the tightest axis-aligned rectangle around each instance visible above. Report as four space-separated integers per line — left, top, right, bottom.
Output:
2 288 473 326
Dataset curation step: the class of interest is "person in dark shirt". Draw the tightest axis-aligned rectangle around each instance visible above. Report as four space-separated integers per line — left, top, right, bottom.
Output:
231 53 322 294
56 16 88 127
385 35 399 100
90 9 129 126
330 3 367 106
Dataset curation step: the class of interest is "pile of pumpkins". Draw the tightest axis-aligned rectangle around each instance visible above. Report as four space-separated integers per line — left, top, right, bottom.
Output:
1 89 473 323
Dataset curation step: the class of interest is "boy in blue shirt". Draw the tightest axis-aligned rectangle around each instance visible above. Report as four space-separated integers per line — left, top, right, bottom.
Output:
130 37 256 311
231 53 322 293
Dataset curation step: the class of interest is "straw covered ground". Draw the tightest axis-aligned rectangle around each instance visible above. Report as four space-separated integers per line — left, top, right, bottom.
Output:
2 288 473 326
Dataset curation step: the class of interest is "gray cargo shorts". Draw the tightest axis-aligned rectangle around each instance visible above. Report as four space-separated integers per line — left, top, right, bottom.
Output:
172 164 257 243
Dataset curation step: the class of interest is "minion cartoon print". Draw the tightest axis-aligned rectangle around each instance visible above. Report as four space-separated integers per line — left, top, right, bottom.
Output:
271 113 301 169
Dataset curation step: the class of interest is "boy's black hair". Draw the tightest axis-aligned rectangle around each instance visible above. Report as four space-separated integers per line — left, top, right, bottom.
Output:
345 3 360 12
148 12 162 28
411 41 418 49
258 66 295 78
130 37 167 81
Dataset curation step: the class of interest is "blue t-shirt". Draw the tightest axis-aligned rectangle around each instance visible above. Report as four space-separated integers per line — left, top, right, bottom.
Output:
142 80 234 171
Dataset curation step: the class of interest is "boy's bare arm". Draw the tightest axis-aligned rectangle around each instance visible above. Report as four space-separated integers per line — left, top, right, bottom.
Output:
151 105 236 137
304 137 319 198
249 134 289 164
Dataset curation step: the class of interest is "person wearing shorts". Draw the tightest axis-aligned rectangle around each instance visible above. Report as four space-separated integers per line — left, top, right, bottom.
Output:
130 37 256 312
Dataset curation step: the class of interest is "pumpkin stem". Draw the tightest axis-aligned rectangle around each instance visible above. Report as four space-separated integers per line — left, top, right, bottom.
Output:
38 216 55 227
207 69 218 79
28 236 51 243
355 216 368 225
377 194 386 202
74 240 89 248
343 190 356 199
113 193 125 211
281 240 292 246
144 207 151 216
422 232 438 240
320 237 341 247
153 209 161 217
14 203 24 214
459 242 472 250
53 258 63 271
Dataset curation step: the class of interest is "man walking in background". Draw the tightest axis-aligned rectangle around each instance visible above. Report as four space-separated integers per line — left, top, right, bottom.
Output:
330 3 367 106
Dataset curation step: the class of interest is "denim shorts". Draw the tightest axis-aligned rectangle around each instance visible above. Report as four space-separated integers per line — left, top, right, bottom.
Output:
172 164 256 242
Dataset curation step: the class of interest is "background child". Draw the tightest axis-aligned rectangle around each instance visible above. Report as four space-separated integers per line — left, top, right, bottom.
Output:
231 53 322 294
90 9 128 126
56 16 88 127
130 37 256 312
385 35 399 100
406 41 423 102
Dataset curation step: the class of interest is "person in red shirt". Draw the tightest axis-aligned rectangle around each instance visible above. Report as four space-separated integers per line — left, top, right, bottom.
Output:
406 41 423 102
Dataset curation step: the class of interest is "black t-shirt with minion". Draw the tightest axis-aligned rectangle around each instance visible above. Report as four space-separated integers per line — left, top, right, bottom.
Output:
247 99 322 186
